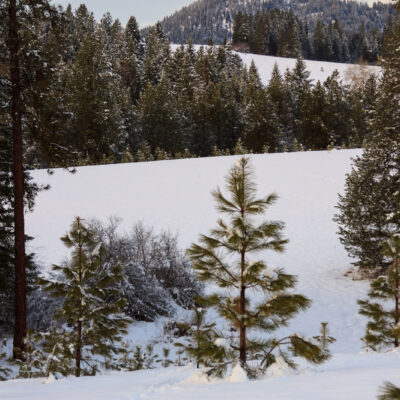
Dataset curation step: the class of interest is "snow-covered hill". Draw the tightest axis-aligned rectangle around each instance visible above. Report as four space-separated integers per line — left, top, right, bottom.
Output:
171 45 381 85
3 150 398 399
237 52 380 85
27 150 366 350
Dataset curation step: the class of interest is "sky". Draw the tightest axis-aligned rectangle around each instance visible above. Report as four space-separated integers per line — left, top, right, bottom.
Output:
52 0 394 27
52 0 195 27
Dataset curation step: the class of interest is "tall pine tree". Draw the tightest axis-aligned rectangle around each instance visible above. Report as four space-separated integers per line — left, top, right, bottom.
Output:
188 157 330 377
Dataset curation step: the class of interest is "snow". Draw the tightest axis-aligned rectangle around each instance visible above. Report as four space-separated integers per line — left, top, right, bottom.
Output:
3 149 398 398
171 44 381 85
2 352 400 399
225 364 248 383
26 150 369 351
237 52 380 85
26 150 370 348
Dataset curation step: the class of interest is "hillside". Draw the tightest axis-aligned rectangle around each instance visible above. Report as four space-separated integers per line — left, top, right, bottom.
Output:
232 51 380 85
27 150 367 351
170 44 381 86
1 149 399 398
149 0 393 45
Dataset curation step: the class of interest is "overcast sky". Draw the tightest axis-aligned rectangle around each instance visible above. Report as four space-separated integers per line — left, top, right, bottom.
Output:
52 0 195 27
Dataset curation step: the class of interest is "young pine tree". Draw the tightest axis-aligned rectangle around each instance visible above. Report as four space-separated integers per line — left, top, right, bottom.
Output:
358 234 400 350
0 342 10 381
39 217 130 377
180 307 227 369
16 329 45 379
188 157 330 377
313 322 336 351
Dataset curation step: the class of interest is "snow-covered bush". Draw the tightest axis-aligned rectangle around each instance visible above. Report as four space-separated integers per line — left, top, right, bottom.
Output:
89 218 201 321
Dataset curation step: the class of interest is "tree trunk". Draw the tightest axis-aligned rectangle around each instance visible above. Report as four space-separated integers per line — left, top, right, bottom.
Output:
239 284 247 364
239 161 247 365
76 320 82 377
239 246 247 364
9 0 27 360
76 217 83 377
395 257 399 348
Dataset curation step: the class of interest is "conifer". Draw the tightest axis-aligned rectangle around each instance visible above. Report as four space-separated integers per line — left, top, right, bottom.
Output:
243 62 281 153
335 15 400 275
64 31 129 163
159 348 174 368
135 141 154 162
39 217 130 377
118 343 157 371
358 234 400 350
313 322 336 351
378 382 400 400
181 307 226 369
188 157 330 377
0 343 10 381
16 330 45 379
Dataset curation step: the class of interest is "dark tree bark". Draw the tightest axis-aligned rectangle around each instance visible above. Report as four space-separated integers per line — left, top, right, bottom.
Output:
8 0 27 360
239 282 247 364
239 167 247 365
395 257 399 348
76 217 83 377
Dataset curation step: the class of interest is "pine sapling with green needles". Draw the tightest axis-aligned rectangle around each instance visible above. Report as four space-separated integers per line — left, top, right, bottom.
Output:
181 307 228 370
358 234 400 351
313 322 336 351
39 217 130 377
188 157 331 378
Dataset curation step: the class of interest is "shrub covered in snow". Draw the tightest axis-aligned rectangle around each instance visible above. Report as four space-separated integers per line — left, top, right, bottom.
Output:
89 218 202 321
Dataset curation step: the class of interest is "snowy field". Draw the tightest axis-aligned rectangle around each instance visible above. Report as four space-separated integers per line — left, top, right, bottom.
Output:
237 52 380 85
2 149 400 399
171 44 381 85
2 352 400 400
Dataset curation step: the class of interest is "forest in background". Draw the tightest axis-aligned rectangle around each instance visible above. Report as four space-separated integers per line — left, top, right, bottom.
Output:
152 0 394 48
0 3 387 172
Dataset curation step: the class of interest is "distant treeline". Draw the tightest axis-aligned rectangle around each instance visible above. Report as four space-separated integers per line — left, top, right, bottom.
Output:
0 3 382 170
232 9 395 63
151 0 394 54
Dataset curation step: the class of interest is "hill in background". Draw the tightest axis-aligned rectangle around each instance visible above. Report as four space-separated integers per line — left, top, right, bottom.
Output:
145 0 393 47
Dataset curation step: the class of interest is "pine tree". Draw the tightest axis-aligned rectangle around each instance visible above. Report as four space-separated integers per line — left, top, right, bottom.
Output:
313 322 336 351
287 58 312 143
358 234 400 350
378 382 400 400
298 81 328 149
188 157 330 377
323 70 352 146
117 343 157 371
39 217 130 377
159 348 173 368
336 13 400 276
0 0 54 344
243 62 281 153
39 326 75 377
267 63 293 146
136 78 183 154
16 329 45 378
180 307 226 369
120 16 143 105
1 0 63 359
314 20 327 60
64 31 129 163
0 341 10 381
143 23 169 86
336 142 400 276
